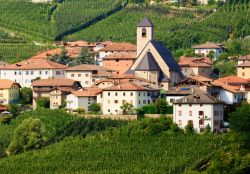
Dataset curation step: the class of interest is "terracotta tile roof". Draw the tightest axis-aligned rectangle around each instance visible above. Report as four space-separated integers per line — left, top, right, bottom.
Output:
103 52 137 60
0 80 21 89
193 42 224 49
30 48 62 59
211 80 244 93
92 70 113 77
66 64 111 72
95 41 113 46
0 58 67 70
190 75 213 83
174 91 223 104
237 54 250 61
102 82 159 91
71 88 102 97
237 61 250 67
65 41 95 47
164 87 205 95
217 76 249 85
179 57 212 67
99 42 136 52
32 79 79 87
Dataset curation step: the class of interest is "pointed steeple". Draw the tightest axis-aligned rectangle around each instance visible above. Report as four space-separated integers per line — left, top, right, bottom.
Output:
137 17 154 27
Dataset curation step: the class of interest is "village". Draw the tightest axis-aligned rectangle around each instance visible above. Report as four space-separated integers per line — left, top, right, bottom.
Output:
0 17 249 133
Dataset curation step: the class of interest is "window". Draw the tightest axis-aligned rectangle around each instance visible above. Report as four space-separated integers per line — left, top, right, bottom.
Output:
199 111 204 116
92 79 95 82
178 120 182 126
188 120 193 125
130 92 133 96
189 111 192 116
199 120 204 125
142 28 147 38
147 92 150 96
85 74 89 77
116 59 119 62
85 81 89 85
108 92 110 96
39 71 42 75
56 71 61 75
242 72 245 77
139 92 140 96
143 100 146 104
108 109 110 112
179 104 182 107
26 71 29 75
123 92 126 96
148 100 150 104
115 92 118 96
71 74 75 77
114 100 118 104
138 100 141 104
14 71 17 75
178 111 182 116
170 99 174 103
45 71 48 75
214 120 219 126
122 100 126 104
78 74 81 77
200 104 203 107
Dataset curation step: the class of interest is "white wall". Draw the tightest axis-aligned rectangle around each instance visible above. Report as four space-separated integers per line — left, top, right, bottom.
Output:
66 94 97 112
173 103 224 133
219 89 245 104
0 69 65 87
195 48 223 60
166 96 184 105
65 71 93 88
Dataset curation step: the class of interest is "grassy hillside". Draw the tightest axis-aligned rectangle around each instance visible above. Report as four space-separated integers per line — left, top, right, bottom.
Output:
0 120 227 174
65 3 250 51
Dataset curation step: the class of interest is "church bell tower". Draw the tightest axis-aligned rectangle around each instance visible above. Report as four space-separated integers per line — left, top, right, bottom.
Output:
137 17 154 56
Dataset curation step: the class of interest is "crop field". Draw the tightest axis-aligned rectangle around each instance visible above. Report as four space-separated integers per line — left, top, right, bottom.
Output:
0 130 227 174
65 2 250 51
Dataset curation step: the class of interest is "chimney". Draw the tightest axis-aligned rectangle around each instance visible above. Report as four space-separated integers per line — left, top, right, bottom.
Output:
118 85 121 89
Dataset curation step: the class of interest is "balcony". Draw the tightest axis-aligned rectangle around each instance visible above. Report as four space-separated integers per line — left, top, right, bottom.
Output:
199 125 206 129
199 115 210 120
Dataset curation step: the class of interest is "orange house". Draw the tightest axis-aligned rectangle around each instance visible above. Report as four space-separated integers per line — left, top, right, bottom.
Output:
103 52 137 74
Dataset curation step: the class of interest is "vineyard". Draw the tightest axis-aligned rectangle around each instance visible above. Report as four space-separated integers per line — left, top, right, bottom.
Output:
65 2 250 51
0 112 228 173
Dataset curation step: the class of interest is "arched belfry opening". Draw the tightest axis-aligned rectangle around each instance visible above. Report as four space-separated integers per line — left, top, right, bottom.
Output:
142 28 147 38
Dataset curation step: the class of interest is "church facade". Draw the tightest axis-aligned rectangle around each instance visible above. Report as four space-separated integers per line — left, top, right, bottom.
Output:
130 17 184 91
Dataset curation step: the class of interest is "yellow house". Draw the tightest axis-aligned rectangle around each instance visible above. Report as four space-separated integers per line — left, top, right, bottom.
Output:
237 62 250 79
0 80 21 105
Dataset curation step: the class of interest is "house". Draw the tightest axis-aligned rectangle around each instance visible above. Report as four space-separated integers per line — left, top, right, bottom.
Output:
32 79 82 109
97 82 160 115
65 64 113 88
98 42 137 66
66 88 102 112
0 80 21 105
163 87 205 105
130 17 184 91
0 58 67 87
237 54 250 78
178 57 212 78
173 91 224 133
193 42 225 60
103 52 137 74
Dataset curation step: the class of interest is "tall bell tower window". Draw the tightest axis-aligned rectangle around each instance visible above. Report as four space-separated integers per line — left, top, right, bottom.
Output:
142 28 147 38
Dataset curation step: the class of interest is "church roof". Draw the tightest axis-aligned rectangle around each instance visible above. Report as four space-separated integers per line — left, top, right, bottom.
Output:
138 17 154 27
135 51 160 71
150 40 183 75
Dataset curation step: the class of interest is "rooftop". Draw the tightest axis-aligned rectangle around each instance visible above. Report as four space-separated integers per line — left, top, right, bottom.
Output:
66 64 112 72
137 17 154 27
99 42 136 52
102 82 159 91
237 54 250 61
179 57 212 67
103 52 137 60
174 91 223 104
0 80 21 89
217 76 249 85
70 88 102 97
32 79 80 87
0 58 67 70
135 51 160 71
237 61 250 67
193 42 224 49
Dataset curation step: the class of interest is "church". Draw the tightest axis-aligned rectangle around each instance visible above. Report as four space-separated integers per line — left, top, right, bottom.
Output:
129 17 184 90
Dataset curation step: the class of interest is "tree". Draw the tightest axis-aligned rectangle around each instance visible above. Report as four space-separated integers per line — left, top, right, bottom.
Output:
229 103 250 140
50 49 72 65
20 87 33 104
36 98 50 108
89 103 101 114
75 47 95 65
8 118 46 155
120 103 134 115
8 104 21 117
207 50 215 60
155 99 169 114
185 122 194 134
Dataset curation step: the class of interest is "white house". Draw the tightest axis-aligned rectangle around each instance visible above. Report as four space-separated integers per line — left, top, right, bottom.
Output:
173 91 224 133
193 42 225 60
97 82 160 115
0 58 67 88
65 64 113 88
66 88 102 112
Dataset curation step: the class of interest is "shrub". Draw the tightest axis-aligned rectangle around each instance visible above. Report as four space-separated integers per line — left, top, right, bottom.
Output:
185 122 194 134
20 87 32 105
37 98 50 108
89 103 101 114
8 118 46 155
0 115 13 124
8 104 21 117
120 103 134 115
155 99 169 114
74 108 85 114
142 104 157 114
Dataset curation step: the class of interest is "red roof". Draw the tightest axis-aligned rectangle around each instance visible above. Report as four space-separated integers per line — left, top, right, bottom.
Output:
100 42 136 51
102 82 159 91
193 42 224 49
237 61 250 67
32 79 79 87
179 57 212 67
103 52 137 60
70 88 102 97
0 80 21 89
0 58 67 70
65 41 95 47
217 76 249 85
237 54 250 61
